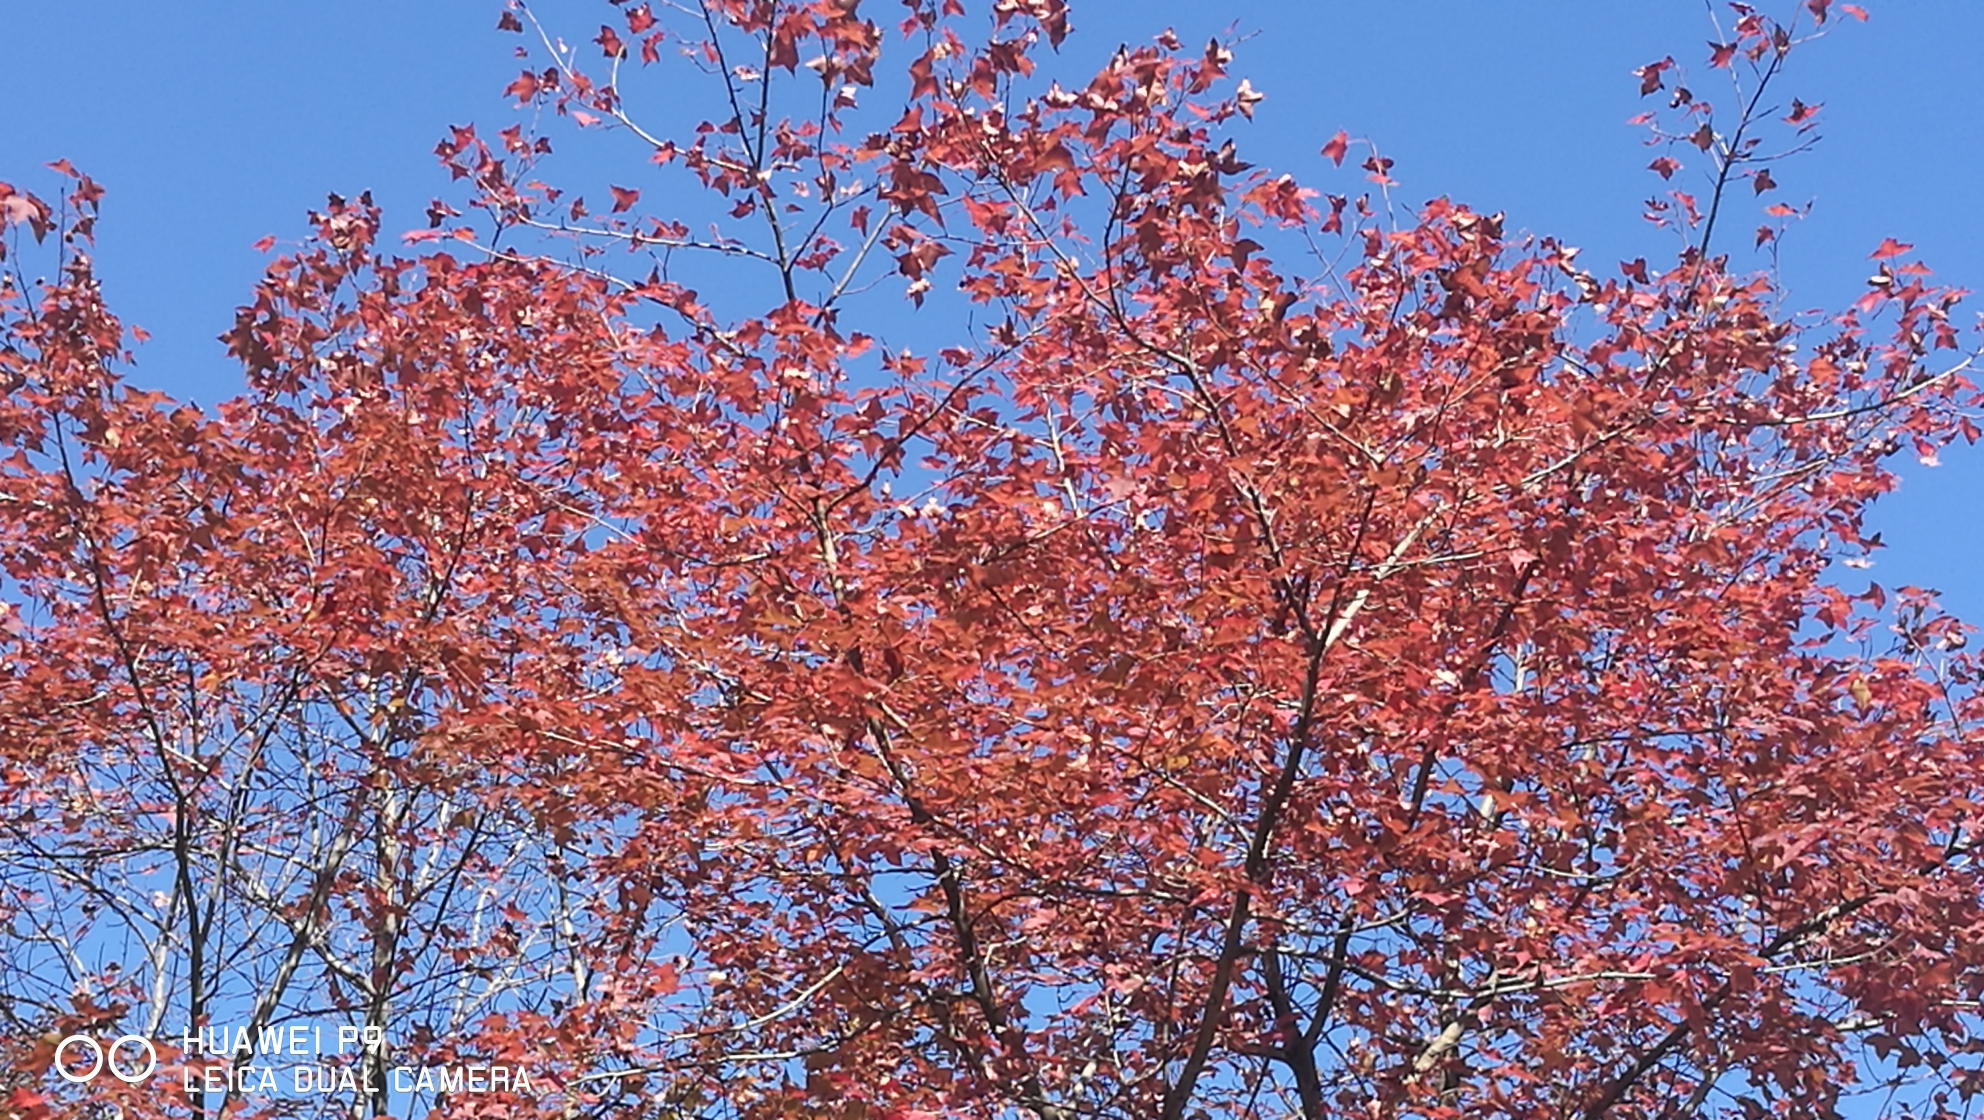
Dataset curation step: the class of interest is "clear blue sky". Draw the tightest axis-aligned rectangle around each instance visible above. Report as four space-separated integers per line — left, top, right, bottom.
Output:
4 3 1978 622
3 2 1981 1113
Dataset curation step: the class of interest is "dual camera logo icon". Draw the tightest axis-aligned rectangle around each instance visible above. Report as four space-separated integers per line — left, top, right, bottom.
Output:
55 1035 158 1084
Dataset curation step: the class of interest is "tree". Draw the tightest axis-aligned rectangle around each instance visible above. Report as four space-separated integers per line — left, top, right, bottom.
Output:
3 1 1982 1117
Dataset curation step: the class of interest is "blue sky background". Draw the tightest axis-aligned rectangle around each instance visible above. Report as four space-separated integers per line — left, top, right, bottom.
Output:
3 2 1978 626
1 2 1981 1114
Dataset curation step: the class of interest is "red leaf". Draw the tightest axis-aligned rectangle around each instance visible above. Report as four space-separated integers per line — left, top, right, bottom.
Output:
1234 79 1264 120
1870 237 1913 260
1321 130 1348 167
1636 57 1672 96
1038 0 1070 47
610 185 640 213
1841 3 1868 19
252 235 276 253
505 70 541 102
1321 193 1347 234
626 3 657 34
0 192 49 241
1648 156 1680 180
1752 169 1777 194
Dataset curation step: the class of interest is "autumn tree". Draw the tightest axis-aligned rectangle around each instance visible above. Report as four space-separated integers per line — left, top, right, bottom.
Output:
4 2 1984 1118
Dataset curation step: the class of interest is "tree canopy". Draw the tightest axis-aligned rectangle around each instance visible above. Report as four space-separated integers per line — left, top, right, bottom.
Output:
4 2 1983 1118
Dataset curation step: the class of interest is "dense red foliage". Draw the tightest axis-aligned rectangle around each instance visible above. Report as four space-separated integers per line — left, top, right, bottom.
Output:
4 2 1983 1118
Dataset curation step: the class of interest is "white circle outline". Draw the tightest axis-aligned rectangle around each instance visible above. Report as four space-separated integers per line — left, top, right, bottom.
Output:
53 1035 103 1083
105 1035 158 1083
